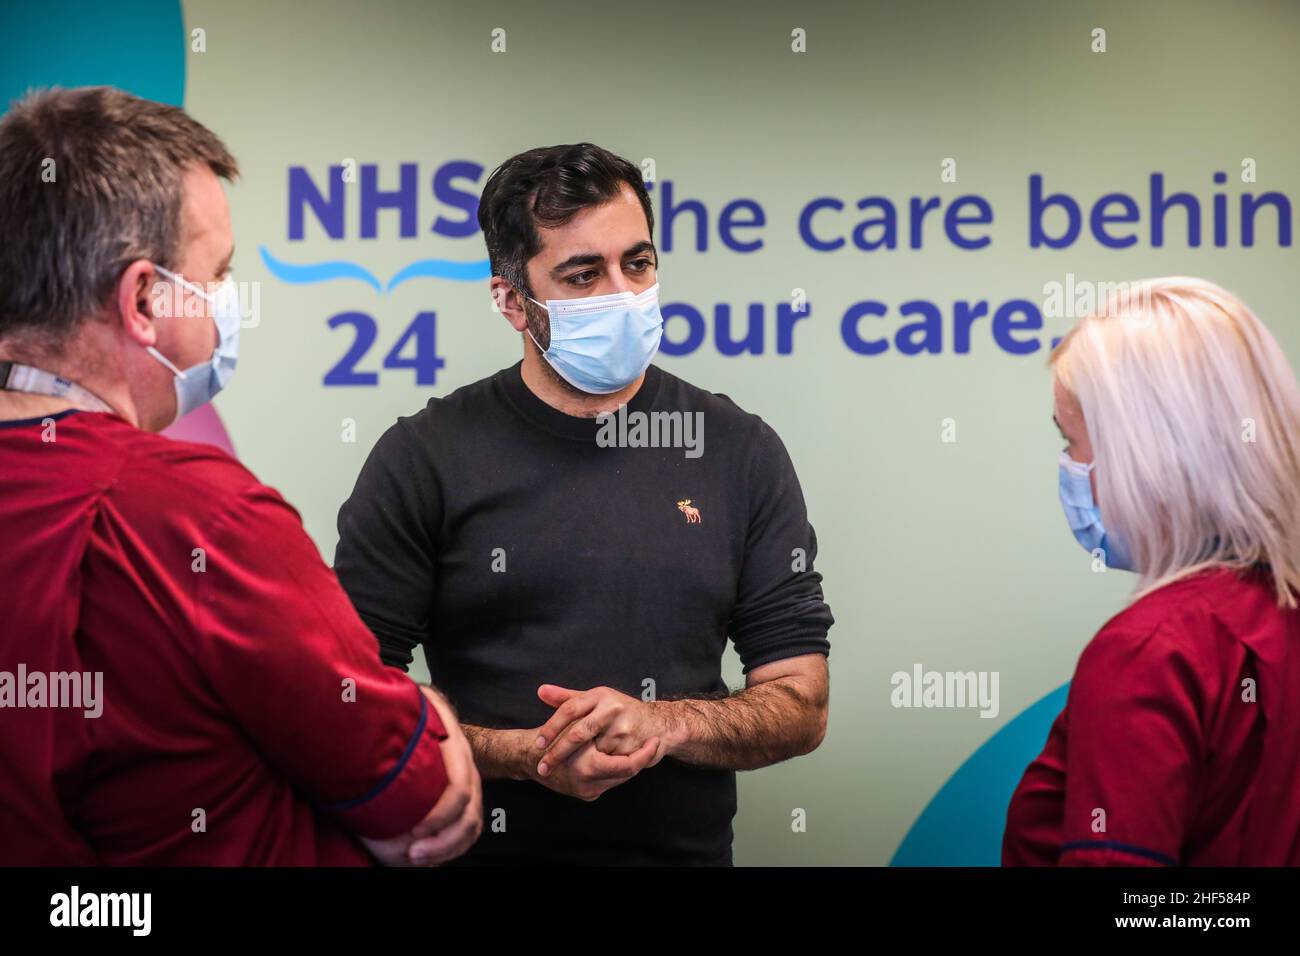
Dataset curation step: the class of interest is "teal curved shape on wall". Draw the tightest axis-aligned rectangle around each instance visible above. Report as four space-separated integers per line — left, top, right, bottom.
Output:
890 682 1069 866
0 0 186 109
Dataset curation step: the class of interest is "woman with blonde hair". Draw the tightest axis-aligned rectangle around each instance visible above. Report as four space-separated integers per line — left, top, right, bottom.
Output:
1003 276 1300 866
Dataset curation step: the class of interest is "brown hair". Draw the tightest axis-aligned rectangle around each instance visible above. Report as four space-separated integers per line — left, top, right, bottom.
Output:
476 143 653 298
0 86 238 351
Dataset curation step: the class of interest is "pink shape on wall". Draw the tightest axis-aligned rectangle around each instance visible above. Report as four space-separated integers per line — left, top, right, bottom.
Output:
161 403 237 457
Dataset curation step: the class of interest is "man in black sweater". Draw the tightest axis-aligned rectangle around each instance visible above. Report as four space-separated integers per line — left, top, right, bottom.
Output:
334 143 833 865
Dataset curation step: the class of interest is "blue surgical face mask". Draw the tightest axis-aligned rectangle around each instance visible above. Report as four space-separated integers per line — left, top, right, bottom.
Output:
147 265 241 424
1058 451 1135 571
525 282 663 394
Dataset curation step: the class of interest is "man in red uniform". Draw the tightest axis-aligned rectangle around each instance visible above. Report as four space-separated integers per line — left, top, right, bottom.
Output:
0 87 481 865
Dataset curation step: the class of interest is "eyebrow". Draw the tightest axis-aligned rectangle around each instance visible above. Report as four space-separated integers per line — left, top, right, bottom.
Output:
548 240 657 278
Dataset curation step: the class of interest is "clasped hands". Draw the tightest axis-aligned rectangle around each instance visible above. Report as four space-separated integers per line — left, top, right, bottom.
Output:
521 684 672 802
362 683 674 867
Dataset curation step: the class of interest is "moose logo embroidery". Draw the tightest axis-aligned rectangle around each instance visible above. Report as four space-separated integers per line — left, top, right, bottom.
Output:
676 499 701 523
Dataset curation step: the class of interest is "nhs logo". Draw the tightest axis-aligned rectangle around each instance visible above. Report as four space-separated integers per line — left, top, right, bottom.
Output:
260 160 489 387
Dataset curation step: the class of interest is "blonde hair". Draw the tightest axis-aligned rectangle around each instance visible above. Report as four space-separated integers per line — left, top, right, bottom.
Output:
1051 277 1300 608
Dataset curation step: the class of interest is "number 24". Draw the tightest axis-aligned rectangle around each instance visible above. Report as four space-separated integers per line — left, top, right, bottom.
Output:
324 311 446 386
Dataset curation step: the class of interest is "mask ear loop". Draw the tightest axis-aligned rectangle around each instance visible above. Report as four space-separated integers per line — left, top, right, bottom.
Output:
145 264 212 379
145 345 187 379
525 327 550 356
517 288 552 354
154 264 215 302
1059 451 1096 476
142 277 183 379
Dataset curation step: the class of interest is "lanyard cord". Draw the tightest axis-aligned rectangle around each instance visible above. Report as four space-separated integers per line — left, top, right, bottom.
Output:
0 360 114 413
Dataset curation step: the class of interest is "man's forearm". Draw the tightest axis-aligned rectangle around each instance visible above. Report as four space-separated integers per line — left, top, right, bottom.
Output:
653 676 828 771
461 724 531 781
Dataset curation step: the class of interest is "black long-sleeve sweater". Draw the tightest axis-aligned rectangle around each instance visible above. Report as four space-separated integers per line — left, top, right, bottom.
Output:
334 360 833 864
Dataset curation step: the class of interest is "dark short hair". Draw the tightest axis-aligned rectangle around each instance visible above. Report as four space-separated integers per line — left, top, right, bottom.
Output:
476 143 654 296
0 86 238 349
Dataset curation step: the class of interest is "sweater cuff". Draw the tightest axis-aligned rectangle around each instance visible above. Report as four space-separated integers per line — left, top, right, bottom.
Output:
320 691 451 839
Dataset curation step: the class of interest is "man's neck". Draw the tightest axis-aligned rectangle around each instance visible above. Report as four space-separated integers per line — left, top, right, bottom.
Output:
519 348 644 418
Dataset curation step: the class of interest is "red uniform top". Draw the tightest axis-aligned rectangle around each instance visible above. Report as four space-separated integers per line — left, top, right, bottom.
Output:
1004 564 1300 866
0 410 449 865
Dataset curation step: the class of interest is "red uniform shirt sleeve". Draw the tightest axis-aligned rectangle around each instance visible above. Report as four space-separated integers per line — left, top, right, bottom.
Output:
190 483 450 840
1057 607 1222 866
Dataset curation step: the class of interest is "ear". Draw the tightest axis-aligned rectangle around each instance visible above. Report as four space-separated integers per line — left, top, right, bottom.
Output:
491 275 530 333
115 259 163 348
